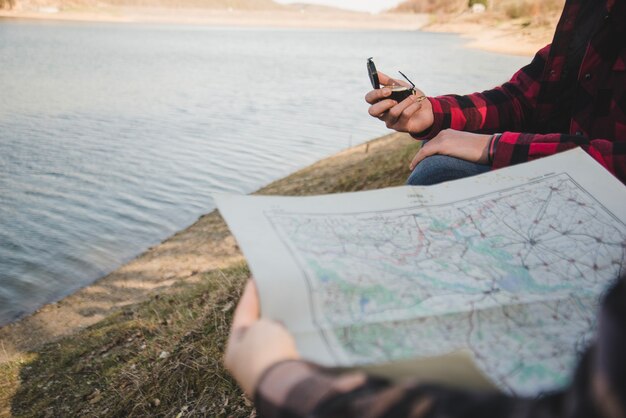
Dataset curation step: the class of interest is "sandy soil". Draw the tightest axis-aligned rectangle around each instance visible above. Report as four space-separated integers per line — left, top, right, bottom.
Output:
425 12 559 56
427 21 549 56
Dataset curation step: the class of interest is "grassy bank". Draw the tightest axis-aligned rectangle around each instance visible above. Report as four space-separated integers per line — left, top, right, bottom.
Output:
0 133 420 417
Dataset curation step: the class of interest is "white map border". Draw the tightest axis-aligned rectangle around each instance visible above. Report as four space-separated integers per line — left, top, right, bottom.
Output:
263 172 626 392
215 149 626 396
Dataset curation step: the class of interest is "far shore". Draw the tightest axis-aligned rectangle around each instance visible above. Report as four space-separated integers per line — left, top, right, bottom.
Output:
0 7 554 56
0 8 429 30
0 8 555 366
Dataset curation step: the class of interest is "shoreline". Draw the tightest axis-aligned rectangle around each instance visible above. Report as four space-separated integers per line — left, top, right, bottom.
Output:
0 133 415 365
424 13 558 57
0 13 553 365
0 8 429 30
0 7 553 56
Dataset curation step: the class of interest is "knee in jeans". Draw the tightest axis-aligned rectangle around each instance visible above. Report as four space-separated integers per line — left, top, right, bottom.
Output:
406 155 458 186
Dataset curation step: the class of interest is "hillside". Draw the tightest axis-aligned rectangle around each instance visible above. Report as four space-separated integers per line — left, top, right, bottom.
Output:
3 0 283 11
386 0 563 56
391 0 565 20
99 0 281 9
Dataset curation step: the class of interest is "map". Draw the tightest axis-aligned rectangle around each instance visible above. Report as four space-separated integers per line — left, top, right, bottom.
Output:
266 173 626 395
215 149 626 397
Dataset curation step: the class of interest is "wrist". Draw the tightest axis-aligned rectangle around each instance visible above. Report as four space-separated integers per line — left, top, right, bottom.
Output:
236 319 300 397
250 348 299 395
410 97 439 140
487 133 502 165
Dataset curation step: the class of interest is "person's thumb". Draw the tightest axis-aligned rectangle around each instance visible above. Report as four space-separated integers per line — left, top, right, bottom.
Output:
231 280 260 333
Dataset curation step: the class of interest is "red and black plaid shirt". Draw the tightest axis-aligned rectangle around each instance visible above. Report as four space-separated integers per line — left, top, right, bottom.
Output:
419 0 626 183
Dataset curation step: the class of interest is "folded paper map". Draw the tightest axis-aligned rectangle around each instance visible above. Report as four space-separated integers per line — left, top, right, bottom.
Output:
215 148 626 397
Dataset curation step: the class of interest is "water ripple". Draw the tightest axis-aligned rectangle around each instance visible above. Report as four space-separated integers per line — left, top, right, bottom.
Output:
0 21 529 325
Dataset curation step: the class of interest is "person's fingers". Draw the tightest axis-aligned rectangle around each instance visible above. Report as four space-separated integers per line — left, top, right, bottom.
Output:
409 149 426 171
368 99 397 118
377 71 393 86
410 140 439 170
231 280 260 334
399 98 423 121
378 71 410 88
409 149 421 171
365 87 391 104
386 96 419 127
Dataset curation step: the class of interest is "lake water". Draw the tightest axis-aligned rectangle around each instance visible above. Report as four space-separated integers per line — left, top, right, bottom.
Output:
0 20 528 326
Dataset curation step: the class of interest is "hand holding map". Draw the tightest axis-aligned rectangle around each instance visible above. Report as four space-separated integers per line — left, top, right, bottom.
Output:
216 149 626 396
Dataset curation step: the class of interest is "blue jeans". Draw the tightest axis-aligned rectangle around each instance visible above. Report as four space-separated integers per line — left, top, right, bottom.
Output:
406 155 491 186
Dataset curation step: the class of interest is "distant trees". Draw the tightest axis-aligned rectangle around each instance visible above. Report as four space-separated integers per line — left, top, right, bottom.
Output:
97 0 278 9
496 0 565 19
391 0 565 19
392 0 466 14
468 0 488 7
0 0 16 9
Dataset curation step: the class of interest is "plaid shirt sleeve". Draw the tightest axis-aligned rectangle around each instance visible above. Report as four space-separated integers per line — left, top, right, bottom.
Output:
415 45 550 140
254 276 626 418
254 360 521 418
413 40 626 181
492 132 626 182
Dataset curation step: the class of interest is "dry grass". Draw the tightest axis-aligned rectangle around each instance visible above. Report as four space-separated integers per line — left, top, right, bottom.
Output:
9 0 280 12
392 0 565 23
392 0 466 14
97 0 280 10
8 265 251 417
497 0 564 23
0 0 15 9
0 133 420 417
258 133 419 197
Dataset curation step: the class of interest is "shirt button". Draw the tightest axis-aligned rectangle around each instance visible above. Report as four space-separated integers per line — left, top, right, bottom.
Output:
604 13 611 20
584 73 592 80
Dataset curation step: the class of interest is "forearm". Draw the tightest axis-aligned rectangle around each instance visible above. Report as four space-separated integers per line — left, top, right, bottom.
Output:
415 45 550 140
254 360 381 418
254 360 525 418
